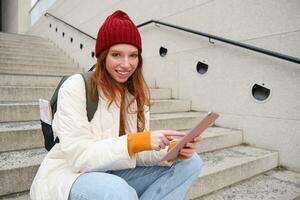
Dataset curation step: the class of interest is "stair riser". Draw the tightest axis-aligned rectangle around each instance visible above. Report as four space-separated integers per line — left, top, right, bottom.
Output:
0 166 39 196
198 131 243 153
1 100 192 122
0 57 74 66
0 47 63 56
0 43 59 51
150 101 191 113
0 114 213 152
0 53 72 63
0 75 61 87
0 39 53 46
186 153 278 199
150 89 172 100
0 62 75 69
150 116 203 130
0 33 48 42
0 104 39 122
0 88 170 102
0 68 81 76
0 129 43 152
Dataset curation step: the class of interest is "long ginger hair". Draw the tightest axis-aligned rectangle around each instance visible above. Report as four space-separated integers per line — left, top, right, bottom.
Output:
89 48 150 135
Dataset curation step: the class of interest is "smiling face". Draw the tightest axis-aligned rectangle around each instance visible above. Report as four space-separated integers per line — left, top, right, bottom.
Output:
105 44 139 83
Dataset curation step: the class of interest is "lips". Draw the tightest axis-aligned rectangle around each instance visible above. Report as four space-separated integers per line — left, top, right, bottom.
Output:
115 70 130 79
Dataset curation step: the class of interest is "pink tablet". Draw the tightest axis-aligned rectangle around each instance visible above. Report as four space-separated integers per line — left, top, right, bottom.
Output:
160 112 219 162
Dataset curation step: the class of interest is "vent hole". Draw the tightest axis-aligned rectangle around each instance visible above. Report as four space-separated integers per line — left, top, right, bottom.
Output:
91 52 95 58
70 37 73 43
55 27 58 32
196 61 208 74
62 32 65 37
49 23 52 28
80 43 83 50
159 46 168 57
252 84 270 101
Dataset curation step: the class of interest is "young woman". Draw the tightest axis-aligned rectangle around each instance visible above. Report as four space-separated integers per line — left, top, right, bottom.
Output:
30 10 203 200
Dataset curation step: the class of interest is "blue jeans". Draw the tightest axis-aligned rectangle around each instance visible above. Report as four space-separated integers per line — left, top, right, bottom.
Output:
68 153 203 200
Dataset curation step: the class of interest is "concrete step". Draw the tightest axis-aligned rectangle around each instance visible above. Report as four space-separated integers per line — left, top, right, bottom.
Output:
0 145 277 198
199 127 243 153
150 99 191 113
0 98 194 122
186 145 278 199
0 66 82 76
0 56 74 66
150 111 208 130
0 86 172 102
0 148 47 196
150 88 172 99
0 192 29 200
0 121 43 153
0 48 63 57
0 102 40 122
0 74 62 87
0 115 241 153
0 52 74 64
0 61 76 69
0 32 52 44
194 169 300 200
0 32 48 42
0 39 55 48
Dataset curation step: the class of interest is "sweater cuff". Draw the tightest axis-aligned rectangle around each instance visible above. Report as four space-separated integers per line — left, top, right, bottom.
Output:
167 141 188 164
127 131 152 157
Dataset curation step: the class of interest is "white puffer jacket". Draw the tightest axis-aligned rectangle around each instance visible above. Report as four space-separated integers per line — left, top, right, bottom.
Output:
30 74 168 200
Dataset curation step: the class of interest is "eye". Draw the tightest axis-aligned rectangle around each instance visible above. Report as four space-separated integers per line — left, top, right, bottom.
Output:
130 54 138 58
111 53 121 57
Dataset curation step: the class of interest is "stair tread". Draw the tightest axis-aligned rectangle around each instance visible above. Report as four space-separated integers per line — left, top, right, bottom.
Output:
0 148 46 170
0 121 41 132
200 145 277 177
196 169 300 200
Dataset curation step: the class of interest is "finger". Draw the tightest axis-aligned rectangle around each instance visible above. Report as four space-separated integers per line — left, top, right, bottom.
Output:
164 131 186 137
180 148 195 154
193 136 201 142
159 142 166 149
179 152 193 158
166 136 174 141
184 142 196 149
161 136 170 146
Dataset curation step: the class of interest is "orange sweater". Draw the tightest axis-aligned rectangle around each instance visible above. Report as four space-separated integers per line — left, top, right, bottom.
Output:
127 132 187 162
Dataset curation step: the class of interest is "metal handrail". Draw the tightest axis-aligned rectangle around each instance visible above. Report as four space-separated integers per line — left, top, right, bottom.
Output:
138 20 300 64
44 12 96 40
44 13 300 64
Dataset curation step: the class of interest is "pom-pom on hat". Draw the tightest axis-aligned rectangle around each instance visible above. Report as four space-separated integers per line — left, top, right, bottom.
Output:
95 10 142 57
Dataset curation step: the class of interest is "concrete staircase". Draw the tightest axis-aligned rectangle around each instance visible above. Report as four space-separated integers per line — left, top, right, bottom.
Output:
0 32 299 200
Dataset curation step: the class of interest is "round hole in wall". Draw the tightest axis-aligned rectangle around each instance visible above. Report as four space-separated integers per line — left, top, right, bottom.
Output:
62 32 65 37
80 43 83 50
196 61 208 75
91 52 95 58
55 27 58 32
70 37 73 43
252 83 271 101
49 23 52 28
159 46 168 57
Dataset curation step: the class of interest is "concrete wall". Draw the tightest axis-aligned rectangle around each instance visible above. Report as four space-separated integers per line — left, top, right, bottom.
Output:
1 0 30 34
26 0 300 172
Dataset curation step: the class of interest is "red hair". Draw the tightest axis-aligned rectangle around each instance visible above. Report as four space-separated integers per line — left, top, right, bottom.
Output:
89 49 150 135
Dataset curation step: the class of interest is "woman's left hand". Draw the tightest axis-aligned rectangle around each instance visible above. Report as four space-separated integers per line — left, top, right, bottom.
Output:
179 135 202 158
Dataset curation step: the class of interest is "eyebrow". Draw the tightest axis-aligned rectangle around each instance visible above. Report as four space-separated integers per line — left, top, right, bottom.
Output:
109 49 138 54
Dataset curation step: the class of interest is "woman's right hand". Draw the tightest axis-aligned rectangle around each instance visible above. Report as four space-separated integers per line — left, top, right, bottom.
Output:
150 130 186 151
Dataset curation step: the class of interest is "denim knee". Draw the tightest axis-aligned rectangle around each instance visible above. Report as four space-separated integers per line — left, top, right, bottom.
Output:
69 172 138 200
178 153 203 176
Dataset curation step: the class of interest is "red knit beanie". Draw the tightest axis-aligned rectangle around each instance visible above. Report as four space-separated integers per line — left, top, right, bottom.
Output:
95 10 142 57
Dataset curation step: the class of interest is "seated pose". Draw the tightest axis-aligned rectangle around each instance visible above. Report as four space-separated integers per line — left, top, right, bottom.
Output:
30 10 203 200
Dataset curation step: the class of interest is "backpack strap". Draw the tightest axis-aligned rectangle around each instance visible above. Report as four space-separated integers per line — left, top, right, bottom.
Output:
80 72 99 122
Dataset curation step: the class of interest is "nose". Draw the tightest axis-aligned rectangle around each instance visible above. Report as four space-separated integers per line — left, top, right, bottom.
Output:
120 56 131 68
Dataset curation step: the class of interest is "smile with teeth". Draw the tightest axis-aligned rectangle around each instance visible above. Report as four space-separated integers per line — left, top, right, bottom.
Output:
116 70 130 76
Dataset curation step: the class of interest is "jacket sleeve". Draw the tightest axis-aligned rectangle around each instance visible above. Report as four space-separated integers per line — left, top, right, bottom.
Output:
52 74 136 173
135 109 170 166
